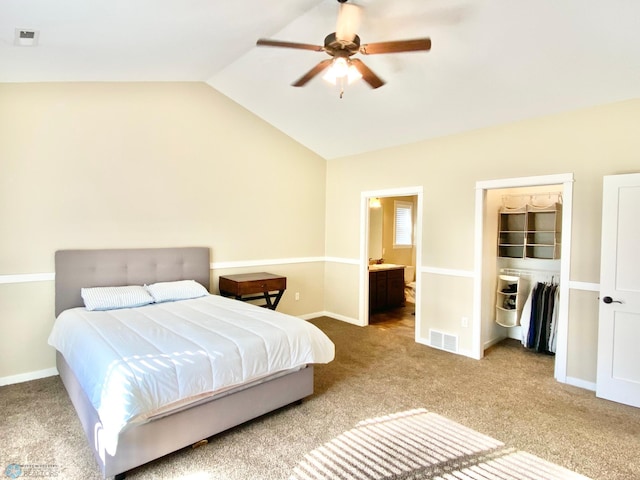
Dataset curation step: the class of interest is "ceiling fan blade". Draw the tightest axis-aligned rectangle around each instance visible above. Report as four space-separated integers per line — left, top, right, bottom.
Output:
292 59 333 87
335 3 362 42
350 59 385 89
256 39 324 52
360 38 431 55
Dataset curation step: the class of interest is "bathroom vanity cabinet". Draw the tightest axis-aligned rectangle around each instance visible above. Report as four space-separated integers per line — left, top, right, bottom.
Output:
369 266 405 313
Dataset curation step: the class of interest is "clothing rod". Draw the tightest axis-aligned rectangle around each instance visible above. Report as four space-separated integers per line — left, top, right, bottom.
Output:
500 267 560 277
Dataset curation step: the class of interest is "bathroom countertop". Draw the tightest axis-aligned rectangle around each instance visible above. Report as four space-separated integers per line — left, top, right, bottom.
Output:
368 263 405 271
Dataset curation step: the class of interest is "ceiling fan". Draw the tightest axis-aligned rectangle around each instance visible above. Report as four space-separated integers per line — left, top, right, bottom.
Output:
256 0 431 92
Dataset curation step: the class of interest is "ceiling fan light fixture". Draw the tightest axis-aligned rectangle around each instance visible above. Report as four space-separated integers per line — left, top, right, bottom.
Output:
322 57 362 85
347 63 362 83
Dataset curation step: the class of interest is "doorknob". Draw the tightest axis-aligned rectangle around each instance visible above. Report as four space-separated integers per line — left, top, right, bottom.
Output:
602 296 623 304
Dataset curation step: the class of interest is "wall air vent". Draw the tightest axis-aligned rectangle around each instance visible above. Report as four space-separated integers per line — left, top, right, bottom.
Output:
429 329 458 353
15 29 39 47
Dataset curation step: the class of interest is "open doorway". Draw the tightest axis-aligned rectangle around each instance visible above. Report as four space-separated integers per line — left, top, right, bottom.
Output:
359 187 424 340
473 174 573 383
368 195 417 338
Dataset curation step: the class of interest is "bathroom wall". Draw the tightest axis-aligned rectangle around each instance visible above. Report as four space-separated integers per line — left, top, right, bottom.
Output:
380 196 417 276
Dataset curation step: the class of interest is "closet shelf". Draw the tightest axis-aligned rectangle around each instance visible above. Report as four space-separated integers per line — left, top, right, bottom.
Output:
496 319 519 328
497 203 562 259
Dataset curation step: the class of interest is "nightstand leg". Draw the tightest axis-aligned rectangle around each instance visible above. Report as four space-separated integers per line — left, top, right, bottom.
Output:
271 290 284 310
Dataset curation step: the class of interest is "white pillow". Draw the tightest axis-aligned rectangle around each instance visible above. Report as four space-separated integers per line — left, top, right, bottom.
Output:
81 285 155 311
145 280 208 303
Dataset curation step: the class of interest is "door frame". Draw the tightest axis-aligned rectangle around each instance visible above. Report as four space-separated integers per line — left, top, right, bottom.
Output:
473 173 574 383
359 186 424 337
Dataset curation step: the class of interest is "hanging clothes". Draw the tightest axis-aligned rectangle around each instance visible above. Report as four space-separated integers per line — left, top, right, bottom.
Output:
548 287 560 353
519 286 534 347
521 281 559 354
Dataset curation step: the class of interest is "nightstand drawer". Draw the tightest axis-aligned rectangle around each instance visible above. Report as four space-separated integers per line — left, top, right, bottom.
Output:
234 277 286 295
220 273 286 296
219 272 287 310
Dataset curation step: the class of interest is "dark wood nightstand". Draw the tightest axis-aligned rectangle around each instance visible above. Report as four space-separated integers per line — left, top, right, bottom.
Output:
218 272 287 310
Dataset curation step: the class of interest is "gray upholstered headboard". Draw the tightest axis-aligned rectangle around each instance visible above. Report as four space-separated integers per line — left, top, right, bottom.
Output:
54 247 211 317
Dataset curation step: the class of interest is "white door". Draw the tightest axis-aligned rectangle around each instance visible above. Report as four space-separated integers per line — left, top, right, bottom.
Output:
596 173 640 408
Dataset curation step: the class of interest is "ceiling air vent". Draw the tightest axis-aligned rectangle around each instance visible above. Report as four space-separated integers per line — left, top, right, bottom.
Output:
15 29 39 47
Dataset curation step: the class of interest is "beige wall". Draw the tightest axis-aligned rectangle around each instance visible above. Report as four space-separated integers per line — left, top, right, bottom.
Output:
567 289 600 382
324 262 361 323
325 98 640 382
0 82 327 379
2 81 638 388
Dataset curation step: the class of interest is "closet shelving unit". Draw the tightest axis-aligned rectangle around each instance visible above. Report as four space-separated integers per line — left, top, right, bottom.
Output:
498 203 562 260
495 274 521 327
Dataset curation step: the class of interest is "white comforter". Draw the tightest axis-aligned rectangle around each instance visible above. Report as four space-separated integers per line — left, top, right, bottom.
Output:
48 294 335 454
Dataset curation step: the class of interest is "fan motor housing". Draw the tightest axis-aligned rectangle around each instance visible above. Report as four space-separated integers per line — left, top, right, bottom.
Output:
324 33 360 56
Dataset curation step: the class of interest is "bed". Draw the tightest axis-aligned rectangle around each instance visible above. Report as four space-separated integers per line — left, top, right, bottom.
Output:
49 247 334 479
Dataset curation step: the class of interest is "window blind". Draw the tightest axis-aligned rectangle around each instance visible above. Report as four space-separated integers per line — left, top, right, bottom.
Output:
394 201 413 247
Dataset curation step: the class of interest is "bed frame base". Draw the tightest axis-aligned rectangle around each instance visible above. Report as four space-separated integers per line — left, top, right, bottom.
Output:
57 352 313 479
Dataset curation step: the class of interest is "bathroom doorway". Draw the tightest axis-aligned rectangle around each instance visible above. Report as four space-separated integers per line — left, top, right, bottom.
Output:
360 187 423 340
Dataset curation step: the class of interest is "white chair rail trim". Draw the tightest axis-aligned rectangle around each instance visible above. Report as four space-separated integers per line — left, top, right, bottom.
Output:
0 257 329 285
0 272 55 284
0 261 602 292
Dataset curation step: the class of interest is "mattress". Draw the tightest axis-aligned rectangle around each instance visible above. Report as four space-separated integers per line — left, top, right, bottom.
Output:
48 294 335 455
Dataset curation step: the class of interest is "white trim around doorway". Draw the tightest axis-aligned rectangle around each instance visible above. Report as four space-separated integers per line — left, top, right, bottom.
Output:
360 186 424 339
473 173 574 383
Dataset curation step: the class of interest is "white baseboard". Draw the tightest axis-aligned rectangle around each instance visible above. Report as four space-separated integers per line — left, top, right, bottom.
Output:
311 311 362 326
0 367 58 386
456 347 477 359
564 376 596 392
298 311 327 321
298 311 364 326
483 335 505 351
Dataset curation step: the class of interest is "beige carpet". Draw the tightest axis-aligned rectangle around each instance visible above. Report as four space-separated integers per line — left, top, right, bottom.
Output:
1 316 639 479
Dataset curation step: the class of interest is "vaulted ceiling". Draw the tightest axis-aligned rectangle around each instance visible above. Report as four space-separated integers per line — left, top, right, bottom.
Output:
2 0 639 159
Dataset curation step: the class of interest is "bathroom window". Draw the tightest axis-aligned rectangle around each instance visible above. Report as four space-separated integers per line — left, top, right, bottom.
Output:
394 200 413 248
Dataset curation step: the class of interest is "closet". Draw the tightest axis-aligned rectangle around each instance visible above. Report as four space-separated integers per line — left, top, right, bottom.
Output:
489 188 563 354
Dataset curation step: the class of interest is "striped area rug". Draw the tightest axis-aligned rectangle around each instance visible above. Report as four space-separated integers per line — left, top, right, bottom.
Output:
290 409 590 480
